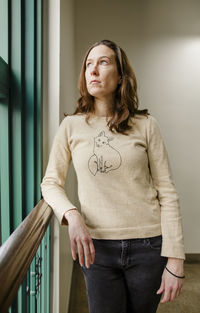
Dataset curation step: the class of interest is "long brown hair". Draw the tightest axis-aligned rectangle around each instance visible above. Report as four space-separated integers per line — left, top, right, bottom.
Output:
72 39 149 135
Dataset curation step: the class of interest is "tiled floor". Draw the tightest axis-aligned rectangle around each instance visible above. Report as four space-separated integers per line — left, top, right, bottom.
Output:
68 261 200 313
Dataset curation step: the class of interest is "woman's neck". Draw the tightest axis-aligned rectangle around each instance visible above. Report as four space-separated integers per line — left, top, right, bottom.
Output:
94 96 114 117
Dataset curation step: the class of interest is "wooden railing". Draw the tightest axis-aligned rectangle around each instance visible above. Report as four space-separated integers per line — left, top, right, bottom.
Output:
0 199 53 313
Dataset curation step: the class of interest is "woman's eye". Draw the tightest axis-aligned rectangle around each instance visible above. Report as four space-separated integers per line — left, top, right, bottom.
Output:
100 60 108 65
86 62 91 67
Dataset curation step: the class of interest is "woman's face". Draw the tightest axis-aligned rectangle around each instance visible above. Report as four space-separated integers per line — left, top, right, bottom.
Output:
85 45 121 100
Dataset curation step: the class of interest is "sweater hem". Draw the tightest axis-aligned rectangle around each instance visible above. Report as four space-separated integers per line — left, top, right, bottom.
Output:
88 224 162 240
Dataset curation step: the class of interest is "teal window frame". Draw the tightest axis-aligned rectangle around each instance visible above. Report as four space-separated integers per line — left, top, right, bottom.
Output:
0 1 51 312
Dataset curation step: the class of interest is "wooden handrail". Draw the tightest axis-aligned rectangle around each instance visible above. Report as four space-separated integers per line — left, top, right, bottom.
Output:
0 199 53 313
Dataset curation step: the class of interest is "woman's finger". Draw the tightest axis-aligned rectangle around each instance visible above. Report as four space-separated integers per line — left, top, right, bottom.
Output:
160 285 172 303
82 237 92 268
77 240 84 266
89 239 95 263
169 285 178 301
157 276 165 294
71 239 77 261
176 287 181 298
177 281 184 297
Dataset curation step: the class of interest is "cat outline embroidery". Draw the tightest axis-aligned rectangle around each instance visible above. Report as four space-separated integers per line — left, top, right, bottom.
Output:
88 131 122 176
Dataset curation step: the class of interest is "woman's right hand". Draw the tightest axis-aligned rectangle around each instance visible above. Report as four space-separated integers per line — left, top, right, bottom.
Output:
64 210 95 268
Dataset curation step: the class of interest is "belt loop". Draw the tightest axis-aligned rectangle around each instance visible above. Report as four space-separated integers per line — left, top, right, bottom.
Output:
143 238 150 246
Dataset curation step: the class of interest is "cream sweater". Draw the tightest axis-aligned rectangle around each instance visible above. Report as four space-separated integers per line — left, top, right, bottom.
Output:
41 113 185 259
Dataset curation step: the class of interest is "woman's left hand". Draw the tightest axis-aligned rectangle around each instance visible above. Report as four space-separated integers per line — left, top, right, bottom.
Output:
156 257 185 303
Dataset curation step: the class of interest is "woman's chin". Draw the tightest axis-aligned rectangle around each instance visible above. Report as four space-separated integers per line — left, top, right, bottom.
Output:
88 90 105 98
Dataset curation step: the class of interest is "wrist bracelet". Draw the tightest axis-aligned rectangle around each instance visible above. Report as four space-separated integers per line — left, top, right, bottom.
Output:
165 266 185 279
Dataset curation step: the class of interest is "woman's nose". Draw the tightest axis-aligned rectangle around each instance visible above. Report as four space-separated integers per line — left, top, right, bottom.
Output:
90 64 99 75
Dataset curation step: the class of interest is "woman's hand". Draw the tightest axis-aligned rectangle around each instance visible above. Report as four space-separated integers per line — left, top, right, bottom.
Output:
64 210 95 268
157 257 184 303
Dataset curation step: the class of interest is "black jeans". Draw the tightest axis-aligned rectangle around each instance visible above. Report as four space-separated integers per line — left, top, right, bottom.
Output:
81 235 168 313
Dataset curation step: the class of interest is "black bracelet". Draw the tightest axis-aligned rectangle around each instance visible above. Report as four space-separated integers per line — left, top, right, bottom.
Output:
165 266 185 279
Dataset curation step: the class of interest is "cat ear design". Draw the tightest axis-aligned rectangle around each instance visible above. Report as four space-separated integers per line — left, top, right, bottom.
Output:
98 131 105 137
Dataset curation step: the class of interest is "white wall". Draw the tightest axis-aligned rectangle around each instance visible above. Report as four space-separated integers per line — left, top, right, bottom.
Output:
43 1 60 312
43 0 77 312
74 0 200 253
60 0 78 312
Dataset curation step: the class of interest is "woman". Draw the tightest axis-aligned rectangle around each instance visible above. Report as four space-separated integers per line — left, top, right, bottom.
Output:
41 39 185 313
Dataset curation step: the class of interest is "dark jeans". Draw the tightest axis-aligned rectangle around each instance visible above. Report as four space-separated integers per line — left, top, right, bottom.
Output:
81 235 168 313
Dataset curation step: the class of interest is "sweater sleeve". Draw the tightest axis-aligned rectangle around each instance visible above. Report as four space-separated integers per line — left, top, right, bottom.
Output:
41 117 76 225
146 115 185 259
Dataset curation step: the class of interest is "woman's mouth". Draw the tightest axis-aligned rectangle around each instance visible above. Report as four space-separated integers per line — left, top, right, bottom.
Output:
90 80 100 84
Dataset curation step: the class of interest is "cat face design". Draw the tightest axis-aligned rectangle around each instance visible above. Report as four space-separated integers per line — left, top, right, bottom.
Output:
94 131 114 148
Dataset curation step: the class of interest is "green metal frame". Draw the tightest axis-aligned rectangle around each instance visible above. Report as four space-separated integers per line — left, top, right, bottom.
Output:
0 0 10 246
0 0 50 312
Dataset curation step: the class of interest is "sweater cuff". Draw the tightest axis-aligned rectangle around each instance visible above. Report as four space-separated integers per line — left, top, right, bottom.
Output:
161 241 185 260
49 202 78 226
61 208 78 226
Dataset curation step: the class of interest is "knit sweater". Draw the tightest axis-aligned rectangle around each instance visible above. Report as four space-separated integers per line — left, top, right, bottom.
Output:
41 113 185 259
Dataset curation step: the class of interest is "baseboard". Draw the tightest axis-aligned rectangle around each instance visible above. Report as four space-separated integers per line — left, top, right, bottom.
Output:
185 254 200 263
